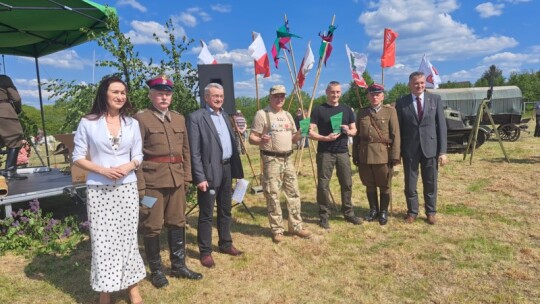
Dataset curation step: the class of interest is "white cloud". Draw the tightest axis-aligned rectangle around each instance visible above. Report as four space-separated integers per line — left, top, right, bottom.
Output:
475 2 504 18
179 12 197 27
210 4 232 13
125 20 186 45
176 7 212 27
116 0 147 13
358 0 517 64
24 50 91 70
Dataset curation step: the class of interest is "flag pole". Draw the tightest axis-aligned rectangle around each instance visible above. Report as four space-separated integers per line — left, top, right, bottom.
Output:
284 14 302 112
381 68 384 87
307 14 335 117
252 32 261 110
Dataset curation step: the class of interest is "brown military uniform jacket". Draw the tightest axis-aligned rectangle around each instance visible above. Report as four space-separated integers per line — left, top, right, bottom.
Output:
353 104 400 164
134 106 192 191
0 86 24 148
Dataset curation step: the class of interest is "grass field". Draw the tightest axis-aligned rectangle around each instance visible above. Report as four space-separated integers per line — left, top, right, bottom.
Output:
1 121 539 304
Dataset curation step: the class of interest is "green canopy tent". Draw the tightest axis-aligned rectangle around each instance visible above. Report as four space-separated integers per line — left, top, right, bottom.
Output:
0 0 116 167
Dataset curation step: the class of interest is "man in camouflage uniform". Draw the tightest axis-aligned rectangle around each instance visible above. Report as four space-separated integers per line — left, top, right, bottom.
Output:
352 83 400 225
249 84 311 243
0 75 27 180
135 75 202 289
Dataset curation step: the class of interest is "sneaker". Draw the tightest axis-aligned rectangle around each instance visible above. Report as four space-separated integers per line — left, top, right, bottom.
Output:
272 233 285 243
292 228 312 239
344 215 362 225
319 218 330 230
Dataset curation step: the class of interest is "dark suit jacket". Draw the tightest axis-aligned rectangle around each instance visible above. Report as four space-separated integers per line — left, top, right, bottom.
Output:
396 92 447 159
187 108 244 188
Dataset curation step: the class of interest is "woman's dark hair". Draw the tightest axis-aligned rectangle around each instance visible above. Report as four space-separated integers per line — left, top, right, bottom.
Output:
85 76 133 120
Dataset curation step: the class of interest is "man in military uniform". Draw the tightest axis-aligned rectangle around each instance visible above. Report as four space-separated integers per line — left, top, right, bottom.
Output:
135 75 202 289
352 83 400 225
0 75 27 180
249 85 311 243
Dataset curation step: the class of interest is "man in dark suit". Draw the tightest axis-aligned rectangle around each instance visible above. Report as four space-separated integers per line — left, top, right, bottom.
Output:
396 71 448 225
187 83 244 268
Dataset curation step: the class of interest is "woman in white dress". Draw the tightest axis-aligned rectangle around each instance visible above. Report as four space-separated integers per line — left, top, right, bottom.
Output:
73 76 145 304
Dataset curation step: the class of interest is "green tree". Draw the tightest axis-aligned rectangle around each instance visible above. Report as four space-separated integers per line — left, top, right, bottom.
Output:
45 14 198 131
474 65 505 87
507 71 540 102
386 82 410 104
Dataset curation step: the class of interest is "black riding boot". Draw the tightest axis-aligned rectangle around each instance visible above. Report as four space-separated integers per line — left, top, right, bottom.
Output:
378 193 390 225
4 148 27 180
364 191 379 222
168 228 203 280
144 236 169 288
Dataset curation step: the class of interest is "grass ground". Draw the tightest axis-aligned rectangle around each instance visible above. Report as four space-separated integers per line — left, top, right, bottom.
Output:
1 121 539 303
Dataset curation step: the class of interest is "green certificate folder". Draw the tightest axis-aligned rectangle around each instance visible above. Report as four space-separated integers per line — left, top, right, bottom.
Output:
299 118 310 137
330 112 343 134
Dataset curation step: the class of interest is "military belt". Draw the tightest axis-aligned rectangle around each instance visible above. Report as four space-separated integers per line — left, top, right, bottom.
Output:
359 137 392 144
144 155 183 163
261 150 293 158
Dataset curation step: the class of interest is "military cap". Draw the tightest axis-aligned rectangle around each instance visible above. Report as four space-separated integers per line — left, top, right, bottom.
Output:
146 75 174 91
367 83 385 94
269 84 286 95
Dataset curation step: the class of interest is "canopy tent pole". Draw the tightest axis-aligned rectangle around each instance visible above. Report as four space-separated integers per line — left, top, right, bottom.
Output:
34 56 51 169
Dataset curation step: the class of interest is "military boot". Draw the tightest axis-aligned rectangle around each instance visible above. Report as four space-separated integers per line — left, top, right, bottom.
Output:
144 236 169 288
378 193 390 225
4 148 27 180
364 191 379 222
168 228 203 280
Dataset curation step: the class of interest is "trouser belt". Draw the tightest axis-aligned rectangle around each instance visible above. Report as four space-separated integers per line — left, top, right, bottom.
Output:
144 155 183 163
261 150 293 157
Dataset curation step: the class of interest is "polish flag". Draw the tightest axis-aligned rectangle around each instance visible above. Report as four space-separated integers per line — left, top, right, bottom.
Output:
198 40 217 65
418 54 441 89
297 41 315 89
345 44 368 88
248 32 271 78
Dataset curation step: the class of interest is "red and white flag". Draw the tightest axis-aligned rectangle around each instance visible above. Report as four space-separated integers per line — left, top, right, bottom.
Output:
381 28 398 68
418 54 441 89
345 44 368 88
248 32 271 78
297 41 315 89
198 40 217 65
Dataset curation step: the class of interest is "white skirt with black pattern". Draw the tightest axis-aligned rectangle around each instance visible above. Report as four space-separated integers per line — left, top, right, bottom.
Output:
86 182 146 292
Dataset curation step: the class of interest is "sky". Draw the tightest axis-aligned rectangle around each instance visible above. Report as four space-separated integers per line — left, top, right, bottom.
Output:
1 0 539 109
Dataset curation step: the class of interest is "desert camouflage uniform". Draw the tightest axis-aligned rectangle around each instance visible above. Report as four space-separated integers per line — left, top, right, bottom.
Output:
252 106 303 234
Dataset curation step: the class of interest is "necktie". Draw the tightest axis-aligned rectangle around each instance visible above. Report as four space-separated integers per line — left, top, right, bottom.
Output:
416 96 423 120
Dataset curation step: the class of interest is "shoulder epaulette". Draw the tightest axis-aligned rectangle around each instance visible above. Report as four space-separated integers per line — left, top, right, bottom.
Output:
383 104 393 108
136 109 147 114
170 110 180 115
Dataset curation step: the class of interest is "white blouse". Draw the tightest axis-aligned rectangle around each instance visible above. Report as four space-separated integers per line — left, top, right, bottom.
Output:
73 115 143 185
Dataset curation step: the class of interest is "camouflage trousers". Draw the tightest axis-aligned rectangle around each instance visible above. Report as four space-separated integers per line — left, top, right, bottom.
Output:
262 154 303 234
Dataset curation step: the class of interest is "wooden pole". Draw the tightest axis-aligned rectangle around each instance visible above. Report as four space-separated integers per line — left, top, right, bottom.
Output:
252 32 261 110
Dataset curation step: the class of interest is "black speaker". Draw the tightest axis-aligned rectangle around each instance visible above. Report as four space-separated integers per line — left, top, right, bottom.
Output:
198 63 236 115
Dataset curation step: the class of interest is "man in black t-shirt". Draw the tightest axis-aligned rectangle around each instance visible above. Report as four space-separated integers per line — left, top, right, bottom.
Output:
309 81 362 229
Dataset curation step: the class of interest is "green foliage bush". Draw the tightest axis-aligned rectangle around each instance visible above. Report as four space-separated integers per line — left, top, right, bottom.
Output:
0 200 88 256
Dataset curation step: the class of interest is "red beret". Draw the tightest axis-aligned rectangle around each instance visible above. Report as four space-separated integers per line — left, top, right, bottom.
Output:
146 75 174 91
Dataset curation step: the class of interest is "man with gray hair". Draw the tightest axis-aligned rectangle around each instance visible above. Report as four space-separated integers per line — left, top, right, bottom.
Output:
249 84 311 243
187 83 244 268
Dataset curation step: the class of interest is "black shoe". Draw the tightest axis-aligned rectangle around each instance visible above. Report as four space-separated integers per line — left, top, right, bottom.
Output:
345 215 362 225
150 270 169 288
364 209 379 222
168 228 203 280
171 267 203 280
378 211 388 225
319 218 330 230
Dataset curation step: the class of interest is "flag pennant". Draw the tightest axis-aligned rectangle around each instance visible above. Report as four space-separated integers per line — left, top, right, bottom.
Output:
297 41 315 89
198 40 217 65
380 28 398 68
418 54 441 89
318 25 337 66
249 32 271 78
271 21 301 68
345 44 368 88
